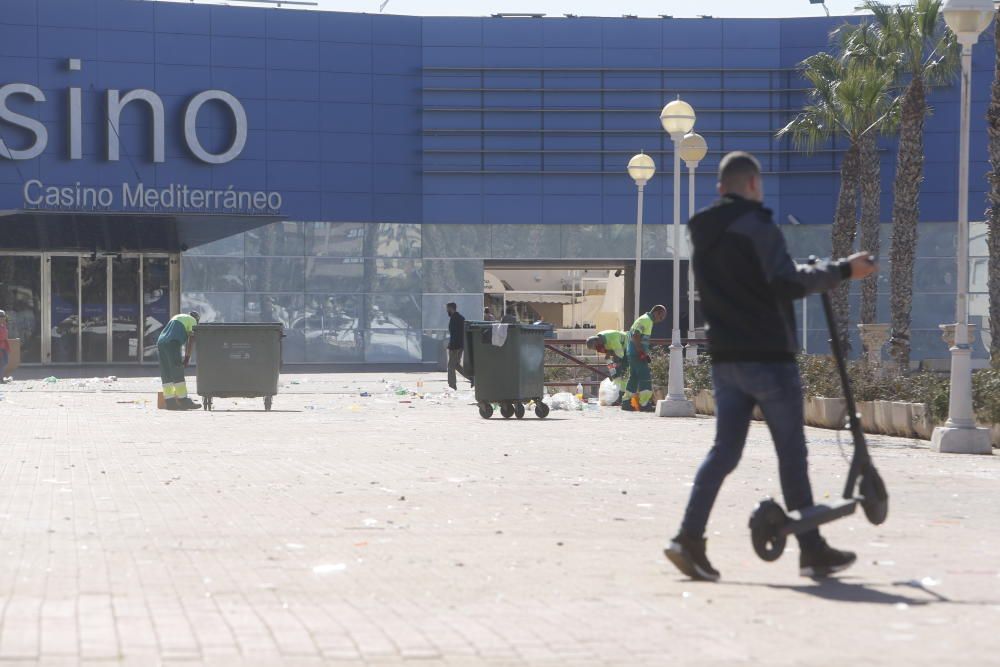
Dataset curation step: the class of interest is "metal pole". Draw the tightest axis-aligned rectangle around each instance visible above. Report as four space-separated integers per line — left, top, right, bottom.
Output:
634 183 644 324
685 163 698 364
932 41 991 454
666 136 687 403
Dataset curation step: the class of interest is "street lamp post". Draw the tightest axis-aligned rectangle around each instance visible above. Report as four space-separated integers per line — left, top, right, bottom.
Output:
627 152 656 324
679 132 708 364
657 98 696 418
932 0 993 455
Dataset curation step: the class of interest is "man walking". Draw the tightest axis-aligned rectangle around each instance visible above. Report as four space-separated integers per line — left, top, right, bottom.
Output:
622 305 666 412
157 311 202 411
446 302 471 391
665 152 877 581
587 329 629 405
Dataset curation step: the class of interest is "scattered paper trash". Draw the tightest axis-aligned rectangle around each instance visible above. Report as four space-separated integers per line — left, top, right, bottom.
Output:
312 563 347 575
545 392 583 411
44 376 58 383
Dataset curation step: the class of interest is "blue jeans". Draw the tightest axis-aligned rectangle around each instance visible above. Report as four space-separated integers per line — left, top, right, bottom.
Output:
680 361 822 550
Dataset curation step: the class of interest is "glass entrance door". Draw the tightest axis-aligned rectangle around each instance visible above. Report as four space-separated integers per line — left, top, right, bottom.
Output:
0 256 43 364
41 254 172 364
50 256 80 363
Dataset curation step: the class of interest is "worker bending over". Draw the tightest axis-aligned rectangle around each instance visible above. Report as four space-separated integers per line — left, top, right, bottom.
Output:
623 305 667 412
158 311 202 411
587 330 629 405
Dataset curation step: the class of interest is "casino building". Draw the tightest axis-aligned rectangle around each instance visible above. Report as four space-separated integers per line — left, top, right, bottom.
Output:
0 0 993 367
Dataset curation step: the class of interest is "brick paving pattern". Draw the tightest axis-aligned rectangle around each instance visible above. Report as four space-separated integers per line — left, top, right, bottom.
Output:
0 372 997 665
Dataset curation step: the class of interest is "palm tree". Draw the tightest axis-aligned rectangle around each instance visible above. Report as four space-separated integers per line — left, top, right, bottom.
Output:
987 9 1000 368
842 0 959 370
778 52 896 351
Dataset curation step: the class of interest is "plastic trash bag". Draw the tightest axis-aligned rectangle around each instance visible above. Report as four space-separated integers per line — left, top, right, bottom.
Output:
598 377 620 406
545 392 583 411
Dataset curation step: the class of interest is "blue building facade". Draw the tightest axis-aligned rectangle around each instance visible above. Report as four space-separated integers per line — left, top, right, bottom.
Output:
0 0 993 366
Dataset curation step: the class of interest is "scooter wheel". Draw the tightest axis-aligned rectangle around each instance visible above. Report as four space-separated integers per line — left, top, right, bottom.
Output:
500 402 515 419
478 402 494 419
514 402 525 419
860 467 889 525
749 498 788 562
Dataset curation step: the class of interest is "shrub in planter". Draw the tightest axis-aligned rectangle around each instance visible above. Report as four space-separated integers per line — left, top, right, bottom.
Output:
797 354 841 398
972 368 1000 426
685 354 713 393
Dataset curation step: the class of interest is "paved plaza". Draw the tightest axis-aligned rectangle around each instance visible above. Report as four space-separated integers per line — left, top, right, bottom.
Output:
0 371 997 666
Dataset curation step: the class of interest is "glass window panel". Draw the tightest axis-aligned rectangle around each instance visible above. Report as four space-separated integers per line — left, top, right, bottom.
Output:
143 257 171 361
373 259 421 293
181 256 245 292
970 258 988 293
372 223 421 258
305 294 364 363
491 224 560 259
182 233 245 257
364 329 421 362
244 257 305 293
181 292 244 323
421 294 483 330
422 330 448 364
422 224 491 258
369 294 421 330
80 257 107 363
245 221 305 257
305 257 366 292
304 222 366 257
111 257 141 362
423 259 484 294
245 293 305 362
0 255 42 364
917 223 957 258
562 224 636 260
50 256 79 363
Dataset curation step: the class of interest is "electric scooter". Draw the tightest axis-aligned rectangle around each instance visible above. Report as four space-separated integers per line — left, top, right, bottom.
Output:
747 270 889 561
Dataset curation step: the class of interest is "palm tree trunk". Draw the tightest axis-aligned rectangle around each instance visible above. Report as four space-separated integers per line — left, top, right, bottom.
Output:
859 132 881 330
832 143 861 352
987 13 1000 369
888 78 926 372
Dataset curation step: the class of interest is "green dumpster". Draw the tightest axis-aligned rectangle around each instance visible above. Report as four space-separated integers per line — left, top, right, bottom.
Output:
464 322 549 419
194 323 283 411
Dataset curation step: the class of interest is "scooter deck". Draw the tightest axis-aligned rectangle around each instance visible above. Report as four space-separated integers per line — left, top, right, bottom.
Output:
780 499 857 536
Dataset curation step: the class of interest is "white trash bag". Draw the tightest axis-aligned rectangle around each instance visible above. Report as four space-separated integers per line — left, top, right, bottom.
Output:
545 392 583 411
598 377 620 406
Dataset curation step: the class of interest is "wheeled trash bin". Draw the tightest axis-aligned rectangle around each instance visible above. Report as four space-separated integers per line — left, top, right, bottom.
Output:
194 323 283 411
464 322 549 419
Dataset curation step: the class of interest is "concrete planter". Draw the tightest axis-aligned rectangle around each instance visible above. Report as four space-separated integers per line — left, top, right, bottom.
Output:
693 389 715 415
910 403 934 440
858 401 877 433
994 425 1000 448
653 385 667 403
874 401 894 435
810 397 847 430
891 402 915 438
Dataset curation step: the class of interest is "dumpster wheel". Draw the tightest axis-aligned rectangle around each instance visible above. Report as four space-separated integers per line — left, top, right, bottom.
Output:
478 402 494 419
500 402 515 419
534 400 549 419
264 396 273 412
514 402 526 419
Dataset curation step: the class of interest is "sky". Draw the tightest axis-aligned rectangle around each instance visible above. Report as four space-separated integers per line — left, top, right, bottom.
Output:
224 0 872 19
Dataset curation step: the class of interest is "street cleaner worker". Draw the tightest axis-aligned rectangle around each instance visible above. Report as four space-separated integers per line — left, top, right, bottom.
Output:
622 305 666 412
587 330 629 405
665 151 877 581
157 311 202 411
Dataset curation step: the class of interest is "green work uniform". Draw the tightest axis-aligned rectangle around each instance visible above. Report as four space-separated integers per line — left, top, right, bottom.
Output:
625 313 655 407
598 329 630 392
157 314 197 401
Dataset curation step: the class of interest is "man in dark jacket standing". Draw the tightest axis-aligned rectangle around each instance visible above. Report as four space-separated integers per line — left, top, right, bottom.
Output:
665 152 877 582
446 302 471 390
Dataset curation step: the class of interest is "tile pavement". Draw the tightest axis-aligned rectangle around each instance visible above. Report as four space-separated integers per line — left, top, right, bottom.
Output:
0 372 997 665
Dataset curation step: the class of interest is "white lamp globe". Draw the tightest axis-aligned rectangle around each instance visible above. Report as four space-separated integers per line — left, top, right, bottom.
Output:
942 0 993 45
660 98 696 138
679 132 708 165
627 152 656 185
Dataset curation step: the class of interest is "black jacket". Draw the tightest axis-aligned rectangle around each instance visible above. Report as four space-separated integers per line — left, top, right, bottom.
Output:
688 195 850 363
448 311 466 350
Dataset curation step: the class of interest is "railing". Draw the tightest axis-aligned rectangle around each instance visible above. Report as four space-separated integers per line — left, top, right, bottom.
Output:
544 338 707 388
